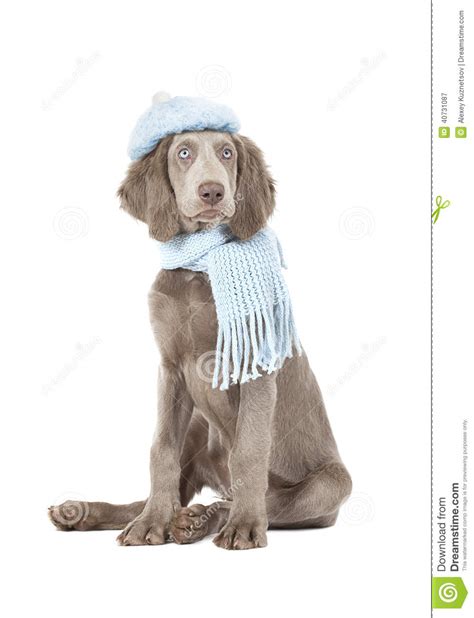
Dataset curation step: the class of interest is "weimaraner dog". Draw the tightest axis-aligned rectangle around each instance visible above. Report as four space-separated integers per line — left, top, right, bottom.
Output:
49 130 351 550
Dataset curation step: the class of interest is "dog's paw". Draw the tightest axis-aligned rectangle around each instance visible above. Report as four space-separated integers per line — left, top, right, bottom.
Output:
116 513 167 546
48 500 91 531
169 504 210 544
213 517 268 550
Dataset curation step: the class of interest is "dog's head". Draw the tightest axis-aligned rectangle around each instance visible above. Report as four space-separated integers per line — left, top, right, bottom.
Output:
118 131 275 241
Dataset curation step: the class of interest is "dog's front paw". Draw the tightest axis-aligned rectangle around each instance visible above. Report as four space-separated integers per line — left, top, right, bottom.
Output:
213 517 268 550
116 511 169 546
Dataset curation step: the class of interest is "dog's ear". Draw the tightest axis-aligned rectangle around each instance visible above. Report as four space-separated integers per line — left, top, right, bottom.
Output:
229 135 276 240
117 136 180 242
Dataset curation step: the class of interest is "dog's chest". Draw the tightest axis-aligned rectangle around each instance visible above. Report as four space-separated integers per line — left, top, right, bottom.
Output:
149 269 218 363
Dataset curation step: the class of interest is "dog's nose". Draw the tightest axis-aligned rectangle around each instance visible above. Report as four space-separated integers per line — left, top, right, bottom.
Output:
198 183 224 206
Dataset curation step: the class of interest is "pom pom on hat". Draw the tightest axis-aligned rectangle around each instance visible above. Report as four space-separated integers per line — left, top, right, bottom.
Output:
127 92 240 160
151 91 171 105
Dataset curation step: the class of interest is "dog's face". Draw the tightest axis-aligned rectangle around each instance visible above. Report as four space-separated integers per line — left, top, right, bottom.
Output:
118 131 275 241
167 131 238 228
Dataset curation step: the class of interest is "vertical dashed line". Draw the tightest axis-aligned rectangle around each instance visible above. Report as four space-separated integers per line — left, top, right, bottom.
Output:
431 1 434 615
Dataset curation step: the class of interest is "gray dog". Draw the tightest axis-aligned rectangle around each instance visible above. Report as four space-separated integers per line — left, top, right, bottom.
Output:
49 129 351 550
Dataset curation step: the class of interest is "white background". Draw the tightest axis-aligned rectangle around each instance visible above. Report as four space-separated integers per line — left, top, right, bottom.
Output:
1 1 431 616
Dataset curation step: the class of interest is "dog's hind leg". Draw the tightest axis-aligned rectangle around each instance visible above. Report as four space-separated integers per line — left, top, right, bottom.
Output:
48 468 201 532
169 462 353 543
169 500 230 544
266 461 352 529
48 499 147 531
48 476 198 532
49 462 351 534
48 411 210 533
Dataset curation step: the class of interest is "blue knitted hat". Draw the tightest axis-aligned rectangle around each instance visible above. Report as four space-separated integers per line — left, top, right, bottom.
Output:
128 92 241 160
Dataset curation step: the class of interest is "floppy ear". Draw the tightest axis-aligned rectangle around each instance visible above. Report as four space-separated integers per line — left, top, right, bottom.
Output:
117 135 180 242
229 135 276 240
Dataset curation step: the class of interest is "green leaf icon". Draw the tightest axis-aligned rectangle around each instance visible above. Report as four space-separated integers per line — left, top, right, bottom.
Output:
432 577 468 609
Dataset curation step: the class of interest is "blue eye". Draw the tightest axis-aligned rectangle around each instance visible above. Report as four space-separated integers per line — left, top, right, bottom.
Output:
222 148 233 159
178 148 191 160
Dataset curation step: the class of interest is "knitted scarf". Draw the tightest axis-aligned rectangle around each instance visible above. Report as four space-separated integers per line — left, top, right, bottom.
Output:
159 225 301 390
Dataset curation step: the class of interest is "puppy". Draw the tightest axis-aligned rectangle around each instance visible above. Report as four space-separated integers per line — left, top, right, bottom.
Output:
49 130 351 550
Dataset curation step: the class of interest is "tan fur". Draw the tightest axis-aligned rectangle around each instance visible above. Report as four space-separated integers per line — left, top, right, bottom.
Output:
167 131 239 228
229 134 276 240
118 135 181 242
49 131 351 550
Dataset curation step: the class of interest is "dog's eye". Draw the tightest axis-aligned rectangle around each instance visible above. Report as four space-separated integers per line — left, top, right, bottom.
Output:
178 148 191 160
222 148 233 160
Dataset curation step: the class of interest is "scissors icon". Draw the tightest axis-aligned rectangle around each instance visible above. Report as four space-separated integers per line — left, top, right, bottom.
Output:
432 196 451 224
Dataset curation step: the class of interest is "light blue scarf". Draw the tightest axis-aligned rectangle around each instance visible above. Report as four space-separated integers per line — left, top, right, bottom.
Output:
159 225 301 390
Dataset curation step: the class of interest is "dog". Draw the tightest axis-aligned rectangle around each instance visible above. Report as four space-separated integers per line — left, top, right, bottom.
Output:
49 129 352 550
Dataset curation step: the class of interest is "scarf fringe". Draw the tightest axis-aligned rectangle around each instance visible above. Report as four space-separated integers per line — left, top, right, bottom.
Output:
159 225 302 391
213 298 302 391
